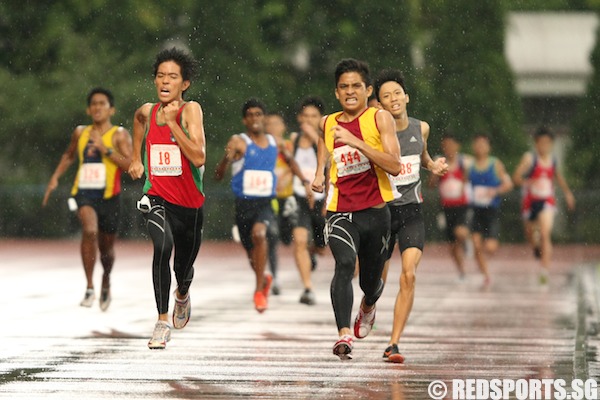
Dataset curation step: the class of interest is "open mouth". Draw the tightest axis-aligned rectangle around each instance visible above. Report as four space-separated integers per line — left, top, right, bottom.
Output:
346 98 358 106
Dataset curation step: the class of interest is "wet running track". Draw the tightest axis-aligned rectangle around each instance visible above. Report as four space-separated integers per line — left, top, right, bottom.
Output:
1 239 599 399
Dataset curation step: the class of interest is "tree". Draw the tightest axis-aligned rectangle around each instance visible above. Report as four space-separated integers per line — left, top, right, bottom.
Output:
424 0 526 164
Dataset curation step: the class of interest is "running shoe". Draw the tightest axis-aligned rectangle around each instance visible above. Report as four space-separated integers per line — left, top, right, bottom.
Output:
353 304 376 339
310 253 317 271
533 246 542 259
299 289 316 305
539 270 548 285
383 344 405 363
271 280 281 296
99 288 111 311
80 288 95 308
148 321 171 349
172 291 191 329
333 335 353 360
262 273 273 298
254 291 268 313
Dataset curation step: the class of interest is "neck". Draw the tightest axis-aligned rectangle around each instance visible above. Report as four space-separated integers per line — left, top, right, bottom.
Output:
394 113 409 131
92 120 112 131
340 106 367 121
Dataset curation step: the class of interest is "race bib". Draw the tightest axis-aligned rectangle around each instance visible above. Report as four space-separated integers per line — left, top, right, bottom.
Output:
333 145 370 178
243 170 273 197
472 185 496 207
530 177 553 199
78 163 106 189
389 154 420 186
150 144 182 176
439 177 464 200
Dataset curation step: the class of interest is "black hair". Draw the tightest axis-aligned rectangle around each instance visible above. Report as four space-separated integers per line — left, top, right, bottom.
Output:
473 133 491 142
242 97 267 117
87 87 114 107
297 95 325 115
441 132 459 142
373 69 407 101
334 58 371 87
534 126 555 141
153 47 198 84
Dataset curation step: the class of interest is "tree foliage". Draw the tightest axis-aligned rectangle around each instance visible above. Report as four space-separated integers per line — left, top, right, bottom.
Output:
423 0 526 164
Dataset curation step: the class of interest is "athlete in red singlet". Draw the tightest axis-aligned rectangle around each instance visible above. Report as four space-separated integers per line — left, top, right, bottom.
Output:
129 48 206 349
512 126 575 284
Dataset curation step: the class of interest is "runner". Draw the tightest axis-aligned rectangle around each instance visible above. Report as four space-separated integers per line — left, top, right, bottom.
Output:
291 96 328 305
42 87 132 311
432 134 473 279
312 58 401 360
128 47 206 349
215 98 312 313
374 69 448 363
512 126 575 284
265 111 294 295
468 134 513 288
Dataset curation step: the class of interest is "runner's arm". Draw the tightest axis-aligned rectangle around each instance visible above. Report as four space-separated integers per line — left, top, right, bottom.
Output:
42 126 82 207
420 121 447 176
109 127 133 171
495 160 514 195
312 117 328 193
511 152 533 187
334 109 401 176
128 103 152 180
555 170 575 210
166 101 206 167
214 135 244 181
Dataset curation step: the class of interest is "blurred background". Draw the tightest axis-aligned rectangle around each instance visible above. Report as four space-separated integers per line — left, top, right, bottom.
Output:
0 0 599 242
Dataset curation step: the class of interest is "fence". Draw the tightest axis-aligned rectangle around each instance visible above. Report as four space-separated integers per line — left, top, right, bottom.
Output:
0 183 597 244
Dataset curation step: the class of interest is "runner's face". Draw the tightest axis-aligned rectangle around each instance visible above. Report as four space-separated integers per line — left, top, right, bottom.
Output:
377 81 409 119
86 94 114 123
441 138 459 158
243 107 265 134
265 115 286 138
335 72 372 113
535 135 554 156
472 137 490 158
154 61 190 104
298 105 321 131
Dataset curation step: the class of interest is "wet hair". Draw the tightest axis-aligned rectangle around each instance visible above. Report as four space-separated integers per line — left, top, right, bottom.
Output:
534 126 555 141
87 87 114 107
242 97 267 117
373 69 407 101
297 96 325 115
334 58 371 87
153 47 198 84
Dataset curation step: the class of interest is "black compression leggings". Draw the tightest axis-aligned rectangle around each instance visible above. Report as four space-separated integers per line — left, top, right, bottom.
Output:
144 198 203 314
326 206 391 331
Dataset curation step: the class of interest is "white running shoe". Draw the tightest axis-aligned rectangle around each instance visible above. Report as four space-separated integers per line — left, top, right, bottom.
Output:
99 288 111 312
172 291 191 329
80 289 95 308
148 321 171 349
353 305 376 339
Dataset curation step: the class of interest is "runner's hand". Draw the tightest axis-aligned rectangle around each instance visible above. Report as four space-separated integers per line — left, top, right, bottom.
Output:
312 173 325 194
431 157 449 176
128 160 144 180
163 101 180 124
305 182 315 209
42 177 58 207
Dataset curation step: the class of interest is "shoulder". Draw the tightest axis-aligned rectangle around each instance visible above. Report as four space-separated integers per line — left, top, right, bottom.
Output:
135 102 154 118
114 126 131 139
183 100 202 113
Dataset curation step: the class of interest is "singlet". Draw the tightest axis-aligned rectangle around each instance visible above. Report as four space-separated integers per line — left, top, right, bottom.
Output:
293 134 325 201
469 157 501 209
231 133 278 200
439 154 469 208
274 139 293 199
523 152 556 205
71 125 121 200
323 107 394 212
388 117 423 206
143 103 205 209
